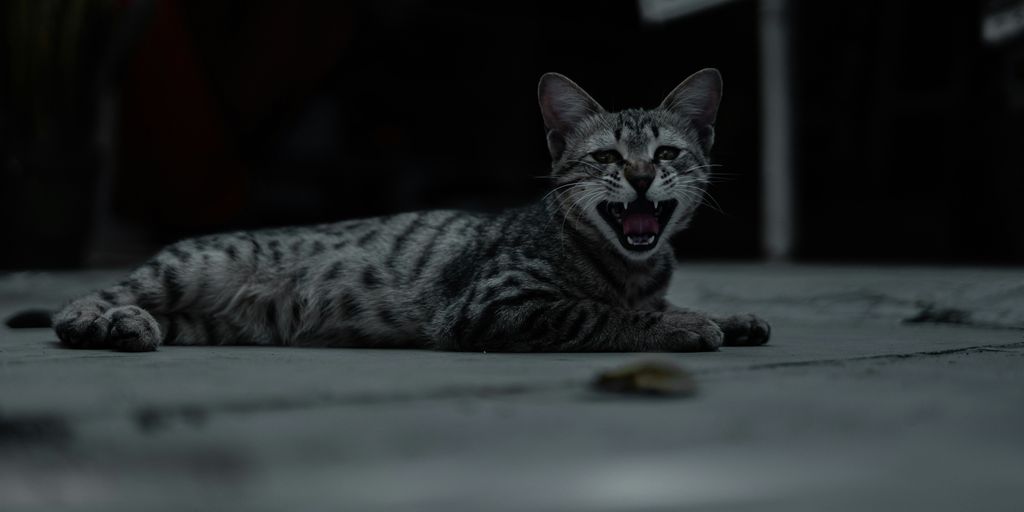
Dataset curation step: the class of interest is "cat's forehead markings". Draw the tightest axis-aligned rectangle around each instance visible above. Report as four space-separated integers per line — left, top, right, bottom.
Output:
655 125 689 145
624 127 653 149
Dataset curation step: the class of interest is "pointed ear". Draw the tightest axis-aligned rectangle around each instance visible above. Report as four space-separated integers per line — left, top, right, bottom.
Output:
538 73 604 160
659 68 723 151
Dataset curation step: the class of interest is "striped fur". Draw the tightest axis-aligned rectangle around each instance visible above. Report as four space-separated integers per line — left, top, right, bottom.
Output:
53 70 770 352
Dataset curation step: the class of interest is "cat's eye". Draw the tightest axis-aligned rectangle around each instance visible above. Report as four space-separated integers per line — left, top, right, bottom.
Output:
654 146 681 161
591 150 623 164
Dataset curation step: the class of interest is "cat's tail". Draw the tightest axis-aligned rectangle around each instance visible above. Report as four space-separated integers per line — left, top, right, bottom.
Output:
5 309 54 329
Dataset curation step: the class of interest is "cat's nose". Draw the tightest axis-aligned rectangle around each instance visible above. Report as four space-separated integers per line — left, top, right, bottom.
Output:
624 161 655 195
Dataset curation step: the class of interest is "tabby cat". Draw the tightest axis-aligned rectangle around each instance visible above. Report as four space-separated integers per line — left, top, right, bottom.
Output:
53 69 770 352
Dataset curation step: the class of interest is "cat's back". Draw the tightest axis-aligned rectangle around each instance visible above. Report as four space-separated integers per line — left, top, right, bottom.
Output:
316 208 494 285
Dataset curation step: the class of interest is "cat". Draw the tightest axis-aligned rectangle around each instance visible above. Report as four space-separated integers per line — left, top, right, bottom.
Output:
51 69 770 352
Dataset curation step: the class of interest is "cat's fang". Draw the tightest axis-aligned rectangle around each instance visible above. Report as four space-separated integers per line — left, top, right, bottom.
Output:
622 202 629 211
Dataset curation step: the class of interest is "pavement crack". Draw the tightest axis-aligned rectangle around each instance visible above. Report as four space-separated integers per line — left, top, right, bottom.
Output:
699 340 1024 374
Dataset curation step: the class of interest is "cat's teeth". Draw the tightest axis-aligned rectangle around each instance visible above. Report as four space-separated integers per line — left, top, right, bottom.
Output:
626 235 656 246
654 201 659 210
622 202 629 211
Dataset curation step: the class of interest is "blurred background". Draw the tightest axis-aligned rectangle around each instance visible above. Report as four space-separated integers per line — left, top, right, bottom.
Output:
1 0 1022 269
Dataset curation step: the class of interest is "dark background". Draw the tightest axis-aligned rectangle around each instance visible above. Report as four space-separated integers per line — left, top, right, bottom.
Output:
1 0 1022 269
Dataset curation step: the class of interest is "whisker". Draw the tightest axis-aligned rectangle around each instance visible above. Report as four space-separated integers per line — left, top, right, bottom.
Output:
675 187 722 216
676 184 727 215
691 187 726 213
556 185 606 249
542 181 588 202
704 176 739 183
679 163 724 175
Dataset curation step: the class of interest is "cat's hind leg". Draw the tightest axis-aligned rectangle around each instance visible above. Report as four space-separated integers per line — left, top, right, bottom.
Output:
53 286 162 352
53 299 163 352
104 305 162 351
53 293 114 349
157 313 230 346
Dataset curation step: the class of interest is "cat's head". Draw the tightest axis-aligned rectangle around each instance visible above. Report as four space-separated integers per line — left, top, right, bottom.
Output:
538 69 722 260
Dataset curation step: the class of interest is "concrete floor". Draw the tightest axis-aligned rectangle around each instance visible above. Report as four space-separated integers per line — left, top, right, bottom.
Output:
1 264 1023 511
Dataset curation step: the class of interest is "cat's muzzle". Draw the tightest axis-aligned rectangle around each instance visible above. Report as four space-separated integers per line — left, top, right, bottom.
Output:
598 198 678 252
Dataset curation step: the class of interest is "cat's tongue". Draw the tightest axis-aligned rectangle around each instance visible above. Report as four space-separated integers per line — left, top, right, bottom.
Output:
622 213 660 236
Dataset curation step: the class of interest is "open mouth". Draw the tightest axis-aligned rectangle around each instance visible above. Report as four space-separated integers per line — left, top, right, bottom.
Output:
597 198 678 252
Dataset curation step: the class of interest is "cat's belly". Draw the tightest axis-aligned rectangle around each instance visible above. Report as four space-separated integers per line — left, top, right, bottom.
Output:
198 267 430 347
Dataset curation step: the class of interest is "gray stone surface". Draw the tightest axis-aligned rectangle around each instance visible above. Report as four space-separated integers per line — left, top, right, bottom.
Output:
1 264 1023 511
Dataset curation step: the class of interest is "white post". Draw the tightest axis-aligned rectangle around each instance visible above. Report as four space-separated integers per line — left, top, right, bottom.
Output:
759 0 794 260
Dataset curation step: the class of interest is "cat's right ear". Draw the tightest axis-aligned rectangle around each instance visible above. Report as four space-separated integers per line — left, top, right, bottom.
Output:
538 73 604 160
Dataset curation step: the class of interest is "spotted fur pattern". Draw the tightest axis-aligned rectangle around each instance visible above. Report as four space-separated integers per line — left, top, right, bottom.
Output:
53 69 770 352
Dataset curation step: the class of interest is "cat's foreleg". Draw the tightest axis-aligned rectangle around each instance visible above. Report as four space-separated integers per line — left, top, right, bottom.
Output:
439 296 725 352
661 303 770 346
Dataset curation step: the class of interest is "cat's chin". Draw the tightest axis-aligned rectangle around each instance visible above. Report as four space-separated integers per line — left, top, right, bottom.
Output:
596 198 678 255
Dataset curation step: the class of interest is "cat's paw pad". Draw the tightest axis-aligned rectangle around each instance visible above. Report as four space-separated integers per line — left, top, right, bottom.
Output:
104 306 160 352
54 307 111 349
716 313 771 346
663 314 723 352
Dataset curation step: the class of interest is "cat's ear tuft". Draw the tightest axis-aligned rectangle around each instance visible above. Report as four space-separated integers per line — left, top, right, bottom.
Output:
659 68 723 151
538 73 604 159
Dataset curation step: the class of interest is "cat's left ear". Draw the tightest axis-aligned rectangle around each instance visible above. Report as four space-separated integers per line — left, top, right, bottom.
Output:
659 68 723 152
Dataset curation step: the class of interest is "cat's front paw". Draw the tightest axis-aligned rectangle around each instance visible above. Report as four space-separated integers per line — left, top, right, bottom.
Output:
714 313 771 346
661 312 723 352
105 306 161 352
